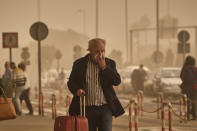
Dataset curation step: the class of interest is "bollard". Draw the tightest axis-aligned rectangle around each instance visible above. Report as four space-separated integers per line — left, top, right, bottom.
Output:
161 103 165 131
39 92 44 116
139 91 144 116
183 94 188 121
134 102 138 131
52 94 56 120
160 93 164 119
129 100 133 131
168 102 172 131
137 94 140 116
137 90 143 117
157 93 163 119
66 95 71 115
157 94 160 119
158 93 164 120
180 98 183 123
35 86 38 99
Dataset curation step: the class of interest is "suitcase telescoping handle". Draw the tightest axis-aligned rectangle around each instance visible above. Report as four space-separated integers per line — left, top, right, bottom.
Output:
80 94 85 117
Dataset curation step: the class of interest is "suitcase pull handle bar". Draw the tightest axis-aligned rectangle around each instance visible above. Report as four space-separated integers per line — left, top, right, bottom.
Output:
80 96 85 117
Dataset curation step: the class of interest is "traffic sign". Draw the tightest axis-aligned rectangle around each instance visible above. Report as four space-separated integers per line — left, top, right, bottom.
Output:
152 50 164 64
178 30 190 42
30 21 48 41
21 47 30 60
177 43 190 54
2 32 18 48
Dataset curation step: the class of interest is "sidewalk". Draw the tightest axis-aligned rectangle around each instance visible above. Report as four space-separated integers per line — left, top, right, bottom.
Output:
0 115 54 131
0 115 128 131
1 92 197 131
1 113 197 131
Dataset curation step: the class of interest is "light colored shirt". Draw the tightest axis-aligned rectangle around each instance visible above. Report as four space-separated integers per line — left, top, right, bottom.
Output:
86 56 107 106
2 69 13 80
24 72 30 89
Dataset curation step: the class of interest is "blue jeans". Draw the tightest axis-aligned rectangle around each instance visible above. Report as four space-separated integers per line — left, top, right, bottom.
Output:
86 104 112 131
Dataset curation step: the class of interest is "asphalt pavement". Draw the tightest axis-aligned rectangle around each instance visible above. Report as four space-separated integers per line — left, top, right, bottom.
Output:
0 115 54 131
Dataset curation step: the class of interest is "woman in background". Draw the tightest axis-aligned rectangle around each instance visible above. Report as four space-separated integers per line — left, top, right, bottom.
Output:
180 55 197 120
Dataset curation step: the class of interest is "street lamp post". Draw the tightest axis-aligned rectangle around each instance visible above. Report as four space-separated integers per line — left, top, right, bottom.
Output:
95 0 99 37
125 0 129 63
156 0 160 64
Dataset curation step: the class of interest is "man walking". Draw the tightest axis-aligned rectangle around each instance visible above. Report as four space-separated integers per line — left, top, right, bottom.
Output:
11 62 26 116
67 38 125 131
19 63 33 115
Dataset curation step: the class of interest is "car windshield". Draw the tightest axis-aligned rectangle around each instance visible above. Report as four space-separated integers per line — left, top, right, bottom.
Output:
161 69 180 78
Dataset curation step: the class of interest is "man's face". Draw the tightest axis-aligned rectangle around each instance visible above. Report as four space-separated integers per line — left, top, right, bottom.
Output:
89 42 105 61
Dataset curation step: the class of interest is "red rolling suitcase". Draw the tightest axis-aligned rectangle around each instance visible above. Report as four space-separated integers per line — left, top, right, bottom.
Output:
54 96 89 131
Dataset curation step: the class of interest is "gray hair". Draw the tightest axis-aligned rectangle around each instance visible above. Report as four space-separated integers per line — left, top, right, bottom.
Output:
87 38 106 50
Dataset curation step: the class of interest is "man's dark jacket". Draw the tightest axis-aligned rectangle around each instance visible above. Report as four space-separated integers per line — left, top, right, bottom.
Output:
67 54 125 117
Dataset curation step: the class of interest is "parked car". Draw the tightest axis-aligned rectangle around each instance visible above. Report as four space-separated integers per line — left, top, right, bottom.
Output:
153 67 182 97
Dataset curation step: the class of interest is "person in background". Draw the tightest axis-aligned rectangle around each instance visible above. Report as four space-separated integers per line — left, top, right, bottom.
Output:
180 55 197 120
11 62 26 116
131 64 147 93
1 61 14 98
19 63 33 115
67 38 125 131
